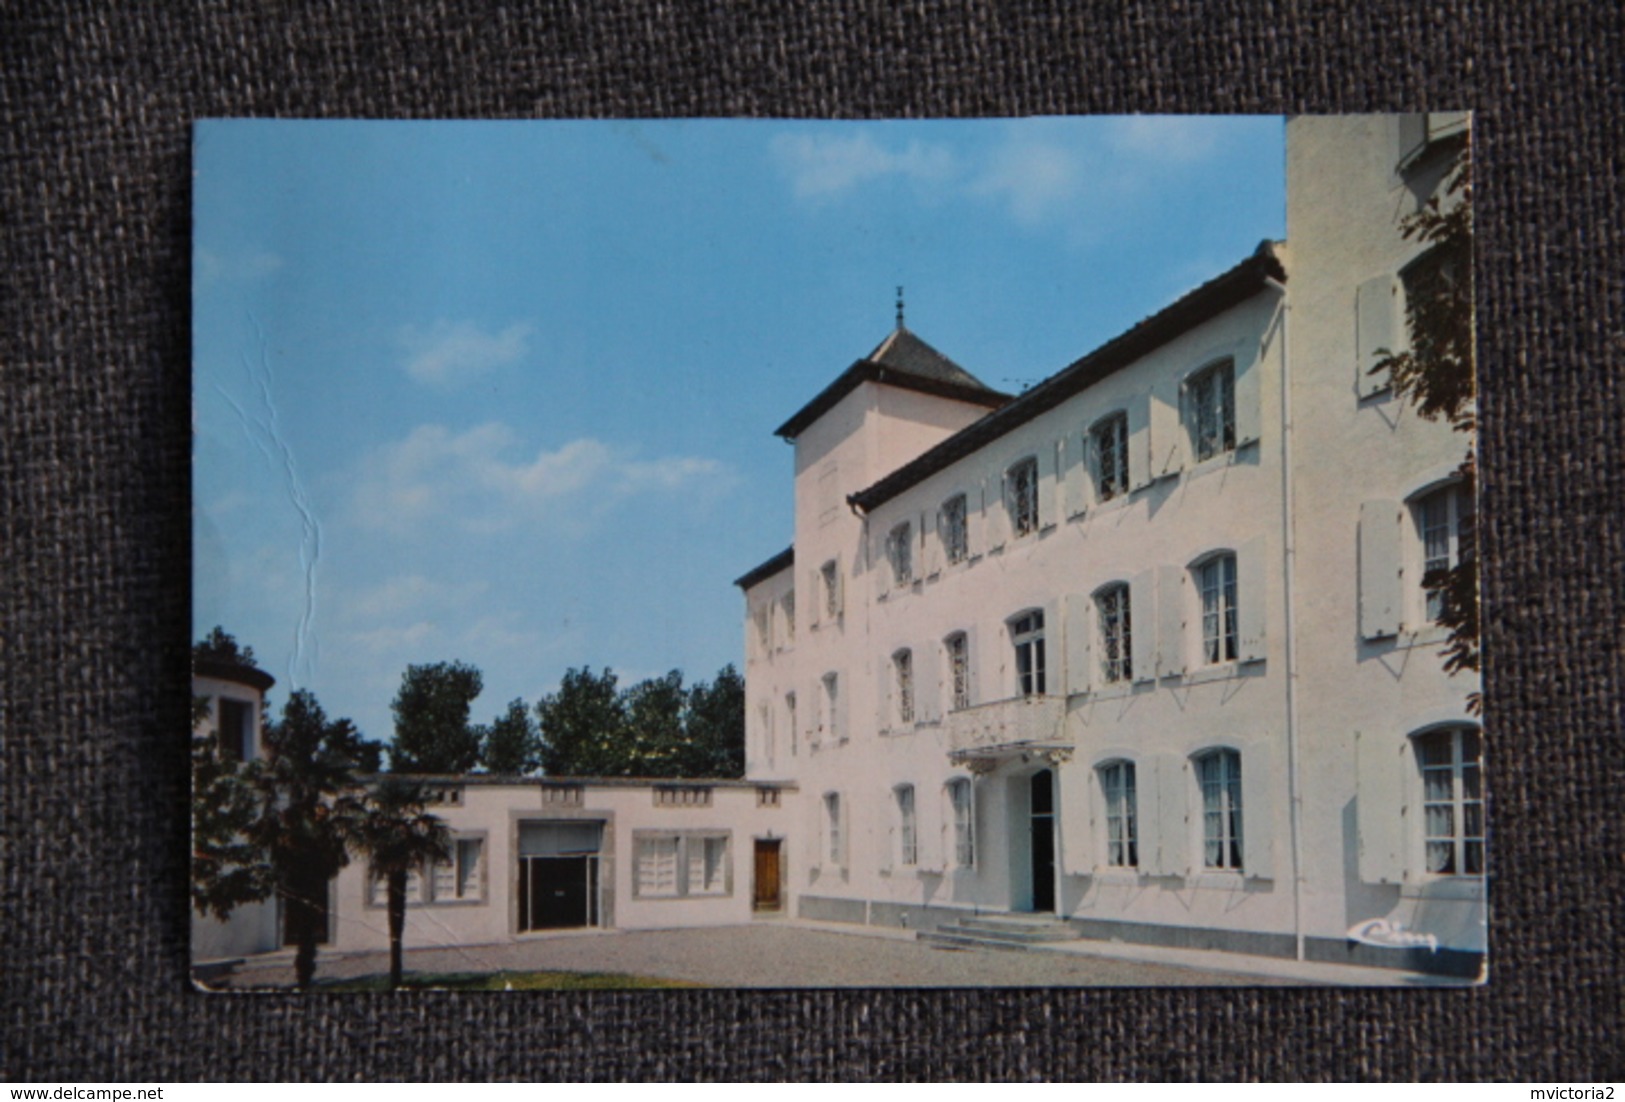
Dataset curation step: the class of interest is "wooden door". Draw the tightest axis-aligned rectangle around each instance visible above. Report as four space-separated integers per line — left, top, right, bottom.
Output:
753 839 782 911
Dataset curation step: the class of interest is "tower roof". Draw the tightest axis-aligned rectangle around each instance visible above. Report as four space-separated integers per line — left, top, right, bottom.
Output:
774 327 1009 440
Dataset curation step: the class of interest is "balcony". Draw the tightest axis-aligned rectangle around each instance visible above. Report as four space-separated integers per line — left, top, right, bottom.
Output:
945 695 1071 768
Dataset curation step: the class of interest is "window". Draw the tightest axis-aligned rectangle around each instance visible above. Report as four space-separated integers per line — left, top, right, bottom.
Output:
1092 413 1130 502
1197 750 1243 871
946 632 970 711
752 602 770 655
217 697 251 762
368 864 427 907
1416 728 1484 876
821 559 840 618
948 778 975 868
1187 360 1236 462
939 494 969 565
1007 458 1039 537
780 593 795 645
1199 555 1238 664
653 785 712 808
1100 762 1138 868
1414 485 1468 623
1011 610 1046 695
886 522 913 586
822 672 840 741
635 833 730 898
1096 584 1132 683
824 792 842 865
429 837 484 902
893 649 915 725
895 785 917 867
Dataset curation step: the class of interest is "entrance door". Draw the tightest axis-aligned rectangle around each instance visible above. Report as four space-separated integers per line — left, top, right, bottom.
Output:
753 839 782 912
519 855 598 930
1030 770 1056 913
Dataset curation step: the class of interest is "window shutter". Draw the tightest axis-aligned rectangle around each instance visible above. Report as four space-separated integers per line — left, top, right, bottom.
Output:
1037 438 1060 529
918 784 944 872
1059 769 1092 876
1153 754 1190 878
1358 500 1403 639
1134 755 1159 873
872 531 890 601
876 656 893 732
1064 428 1090 520
1127 397 1152 491
1040 600 1061 696
985 473 1009 552
923 508 942 578
1064 592 1092 696
838 792 850 868
879 790 894 875
1156 564 1186 679
1126 570 1155 684
963 623 980 706
1240 739 1275 880
916 640 940 723
1355 729 1408 884
1234 353 1263 447
1237 536 1268 664
1356 276 1402 397
834 673 848 742
1149 384 1186 478
966 484 985 559
833 555 845 617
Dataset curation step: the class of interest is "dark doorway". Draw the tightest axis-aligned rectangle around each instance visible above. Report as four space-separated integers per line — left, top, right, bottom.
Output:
753 839 782 912
519 855 598 930
1030 769 1056 913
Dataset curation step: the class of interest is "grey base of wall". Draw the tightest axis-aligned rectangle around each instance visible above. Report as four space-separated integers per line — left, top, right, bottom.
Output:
798 895 1485 980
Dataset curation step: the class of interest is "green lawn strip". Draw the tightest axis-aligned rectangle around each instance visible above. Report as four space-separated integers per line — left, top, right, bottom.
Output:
322 969 700 991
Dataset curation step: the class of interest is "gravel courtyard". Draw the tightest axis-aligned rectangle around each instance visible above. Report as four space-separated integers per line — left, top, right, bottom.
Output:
217 922 1302 989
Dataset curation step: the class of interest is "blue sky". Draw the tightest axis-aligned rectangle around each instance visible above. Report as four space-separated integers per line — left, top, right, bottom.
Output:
194 116 1285 749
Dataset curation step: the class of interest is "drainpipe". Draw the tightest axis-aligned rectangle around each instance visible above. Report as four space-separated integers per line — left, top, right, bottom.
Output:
1264 273 1306 964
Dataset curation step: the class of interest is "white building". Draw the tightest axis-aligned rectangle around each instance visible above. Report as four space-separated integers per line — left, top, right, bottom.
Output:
196 115 1480 982
736 113 1481 979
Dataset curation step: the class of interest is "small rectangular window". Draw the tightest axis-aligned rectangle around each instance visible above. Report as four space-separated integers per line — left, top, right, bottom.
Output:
894 649 915 724
886 522 913 586
1012 611 1046 695
1100 762 1137 868
1093 414 1130 502
896 785 917 867
822 673 840 742
1008 458 1039 537
1096 584 1132 683
1188 361 1237 462
217 698 251 763
1198 750 1243 871
825 793 842 864
939 494 969 565
949 779 975 868
1199 556 1238 664
1418 728 1483 876
946 633 970 711
821 560 840 618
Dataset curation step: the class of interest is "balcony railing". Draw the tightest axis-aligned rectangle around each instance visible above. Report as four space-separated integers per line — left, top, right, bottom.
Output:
945 694 1068 756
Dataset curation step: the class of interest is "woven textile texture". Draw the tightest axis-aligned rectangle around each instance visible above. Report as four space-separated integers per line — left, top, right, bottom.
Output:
2 0 1621 1082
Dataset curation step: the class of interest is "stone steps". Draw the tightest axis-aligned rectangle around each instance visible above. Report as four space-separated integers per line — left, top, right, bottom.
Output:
917 914 1080 952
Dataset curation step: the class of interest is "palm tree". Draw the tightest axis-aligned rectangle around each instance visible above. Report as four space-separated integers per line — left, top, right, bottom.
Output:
351 778 451 990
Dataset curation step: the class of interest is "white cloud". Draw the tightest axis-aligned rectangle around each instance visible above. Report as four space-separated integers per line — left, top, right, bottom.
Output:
1107 116 1222 163
771 132 956 199
353 422 730 536
398 320 533 385
345 574 490 621
971 141 1087 225
196 249 284 287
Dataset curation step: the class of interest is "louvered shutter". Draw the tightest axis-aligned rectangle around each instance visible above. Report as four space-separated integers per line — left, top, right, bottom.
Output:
1358 500 1403 639
1240 739 1275 880
1156 564 1186 679
1129 570 1156 684
1149 384 1186 478
923 507 942 578
1234 352 1263 446
1064 592 1092 696
1355 729 1409 884
1037 439 1059 529
1237 536 1268 664
876 655 893 732
1153 754 1191 877
985 472 1009 552
1064 428 1090 520
916 640 940 724
1059 767 1092 876
879 786 895 875
963 623 981 706
1356 276 1402 397
966 485 985 559
1127 398 1152 491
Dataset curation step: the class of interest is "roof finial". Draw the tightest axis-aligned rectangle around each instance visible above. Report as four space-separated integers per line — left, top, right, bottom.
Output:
895 285 905 330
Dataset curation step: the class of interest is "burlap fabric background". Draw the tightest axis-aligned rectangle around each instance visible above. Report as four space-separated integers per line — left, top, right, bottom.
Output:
3 1 1621 1082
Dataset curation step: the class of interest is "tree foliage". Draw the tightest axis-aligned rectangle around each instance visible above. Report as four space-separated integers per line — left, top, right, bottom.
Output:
252 688 374 988
480 697 541 775
1374 136 1480 694
193 625 257 668
349 778 451 990
535 664 745 779
191 719 273 921
389 660 484 774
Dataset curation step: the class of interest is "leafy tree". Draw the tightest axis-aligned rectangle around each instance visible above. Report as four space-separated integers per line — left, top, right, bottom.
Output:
349 778 451 990
191 699 273 921
389 660 484 774
193 625 257 668
252 689 372 989
680 664 745 779
535 666 626 777
480 697 541 775
1373 136 1479 697
622 670 687 776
